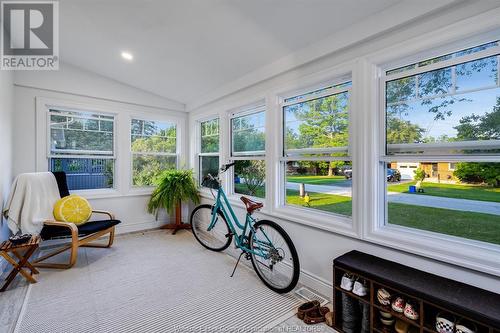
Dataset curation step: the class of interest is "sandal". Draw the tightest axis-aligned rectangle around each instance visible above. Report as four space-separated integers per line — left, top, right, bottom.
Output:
297 300 320 320
304 306 329 325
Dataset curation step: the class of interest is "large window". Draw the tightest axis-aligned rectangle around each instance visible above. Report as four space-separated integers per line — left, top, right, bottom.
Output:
382 41 500 245
199 118 220 187
49 109 115 190
131 119 177 186
282 82 352 217
231 107 266 198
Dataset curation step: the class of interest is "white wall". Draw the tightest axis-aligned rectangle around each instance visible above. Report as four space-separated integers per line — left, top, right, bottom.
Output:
188 5 500 296
0 71 14 242
12 63 188 234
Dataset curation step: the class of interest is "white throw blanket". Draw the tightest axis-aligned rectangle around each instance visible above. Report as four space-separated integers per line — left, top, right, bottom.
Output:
3 172 61 235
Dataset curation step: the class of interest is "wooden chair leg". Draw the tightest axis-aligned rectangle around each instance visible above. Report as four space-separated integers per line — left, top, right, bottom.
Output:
80 227 115 248
34 227 79 269
34 227 115 269
34 242 78 269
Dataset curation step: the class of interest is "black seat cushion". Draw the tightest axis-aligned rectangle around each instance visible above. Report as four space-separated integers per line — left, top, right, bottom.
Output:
40 220 121 240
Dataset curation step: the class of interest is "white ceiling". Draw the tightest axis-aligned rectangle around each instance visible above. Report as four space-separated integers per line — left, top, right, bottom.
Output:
60 0 406 106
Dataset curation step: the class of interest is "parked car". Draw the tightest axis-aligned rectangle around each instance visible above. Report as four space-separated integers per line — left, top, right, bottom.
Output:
344 169 352 179
387 168 401 182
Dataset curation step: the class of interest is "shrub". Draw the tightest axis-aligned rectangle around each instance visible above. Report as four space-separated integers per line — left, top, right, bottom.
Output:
413 168 426 182
454 162 500 187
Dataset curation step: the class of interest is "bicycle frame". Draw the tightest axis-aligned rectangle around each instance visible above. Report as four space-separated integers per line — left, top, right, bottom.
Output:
208 186 274 259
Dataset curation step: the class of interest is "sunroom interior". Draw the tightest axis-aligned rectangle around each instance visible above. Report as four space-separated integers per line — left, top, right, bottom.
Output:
0 1 499 332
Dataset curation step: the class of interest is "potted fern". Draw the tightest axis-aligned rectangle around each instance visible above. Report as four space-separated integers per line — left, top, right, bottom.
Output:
147 169 200 234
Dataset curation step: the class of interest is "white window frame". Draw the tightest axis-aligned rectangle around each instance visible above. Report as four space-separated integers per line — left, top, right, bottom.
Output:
198 117 220 187
228 104 266 200
129 117 179 188
279 83 353 219
269 67 359 238
364 30 500 276
36 97 120 198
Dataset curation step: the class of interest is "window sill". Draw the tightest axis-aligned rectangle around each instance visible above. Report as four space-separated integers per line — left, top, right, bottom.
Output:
272 205 357 238
364 223 500 277
72 188 122 200
128 187 154 197
73 188 154 200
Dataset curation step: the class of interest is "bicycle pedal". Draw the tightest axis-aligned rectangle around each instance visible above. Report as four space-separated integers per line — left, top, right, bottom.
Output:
245 253 251 260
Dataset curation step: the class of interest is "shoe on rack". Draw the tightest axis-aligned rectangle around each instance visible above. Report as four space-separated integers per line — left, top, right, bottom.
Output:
395 319 410 333
352 279 368 297
391 297 405 313
340 273 355 291
377 288 391 306
404 301 419 320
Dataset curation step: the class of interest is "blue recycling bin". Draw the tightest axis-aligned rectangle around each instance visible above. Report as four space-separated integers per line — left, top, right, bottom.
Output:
409 185 417 193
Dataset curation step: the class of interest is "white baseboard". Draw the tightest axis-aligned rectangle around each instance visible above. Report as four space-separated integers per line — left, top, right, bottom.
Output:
297 268 333 301
115 219 163 234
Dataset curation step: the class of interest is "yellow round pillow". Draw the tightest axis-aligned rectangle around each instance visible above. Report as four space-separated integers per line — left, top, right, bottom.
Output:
53 195 92 225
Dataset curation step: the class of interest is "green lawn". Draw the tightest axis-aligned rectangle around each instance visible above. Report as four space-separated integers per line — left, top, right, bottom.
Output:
389 203 500 245
286 190 352 216
286 190 500 245
287 175 348 185
235 182 500 245
388 181 500 203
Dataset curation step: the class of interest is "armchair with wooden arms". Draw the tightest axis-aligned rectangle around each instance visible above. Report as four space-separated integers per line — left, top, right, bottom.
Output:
33 172 121 269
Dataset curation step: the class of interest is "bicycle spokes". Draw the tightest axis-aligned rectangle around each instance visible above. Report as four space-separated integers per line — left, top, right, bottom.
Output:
249 222 299 292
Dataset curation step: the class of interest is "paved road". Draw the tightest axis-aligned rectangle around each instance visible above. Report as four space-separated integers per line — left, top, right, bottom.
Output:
286 182 500 215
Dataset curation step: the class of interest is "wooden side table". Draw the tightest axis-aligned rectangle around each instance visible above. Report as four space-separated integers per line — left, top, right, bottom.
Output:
0 235 40 292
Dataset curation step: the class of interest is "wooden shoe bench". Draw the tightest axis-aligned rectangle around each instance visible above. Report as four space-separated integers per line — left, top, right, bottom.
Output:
332 251 500 333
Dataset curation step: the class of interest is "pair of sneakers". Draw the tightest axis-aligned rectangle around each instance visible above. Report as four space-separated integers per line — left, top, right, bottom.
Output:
340 273 368 297
391 297 419 320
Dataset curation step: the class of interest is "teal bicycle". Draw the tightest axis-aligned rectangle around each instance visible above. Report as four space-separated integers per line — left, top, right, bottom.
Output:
190 162 300 293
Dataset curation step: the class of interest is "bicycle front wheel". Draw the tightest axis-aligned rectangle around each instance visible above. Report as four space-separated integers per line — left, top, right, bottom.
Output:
249 220 300 293
190 204 232 252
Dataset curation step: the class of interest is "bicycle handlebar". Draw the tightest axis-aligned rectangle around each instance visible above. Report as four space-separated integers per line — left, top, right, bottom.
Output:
220 162 236 172
203 162 235 188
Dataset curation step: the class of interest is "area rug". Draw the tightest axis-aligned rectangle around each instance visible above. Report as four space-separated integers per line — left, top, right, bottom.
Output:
15 231 301 333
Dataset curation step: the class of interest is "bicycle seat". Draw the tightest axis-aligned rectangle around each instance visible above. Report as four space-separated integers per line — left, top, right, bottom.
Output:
240 196 263 214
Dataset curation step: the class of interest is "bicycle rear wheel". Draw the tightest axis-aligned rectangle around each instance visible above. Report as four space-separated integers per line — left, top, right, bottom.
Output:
190 204 232 251
249 220 300 293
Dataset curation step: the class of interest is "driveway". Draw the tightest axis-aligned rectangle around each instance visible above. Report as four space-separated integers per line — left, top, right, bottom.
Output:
286 182 500 215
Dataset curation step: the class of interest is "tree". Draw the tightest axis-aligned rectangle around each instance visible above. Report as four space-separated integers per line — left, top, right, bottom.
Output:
237 160 266 196
386 117 425 144
385 52 496 144
455 97 500 141
287 92 349 176
453 97 500 187
131 123 177 186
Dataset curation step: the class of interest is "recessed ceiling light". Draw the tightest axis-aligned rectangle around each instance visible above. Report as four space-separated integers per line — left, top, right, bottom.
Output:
121 51 133 61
